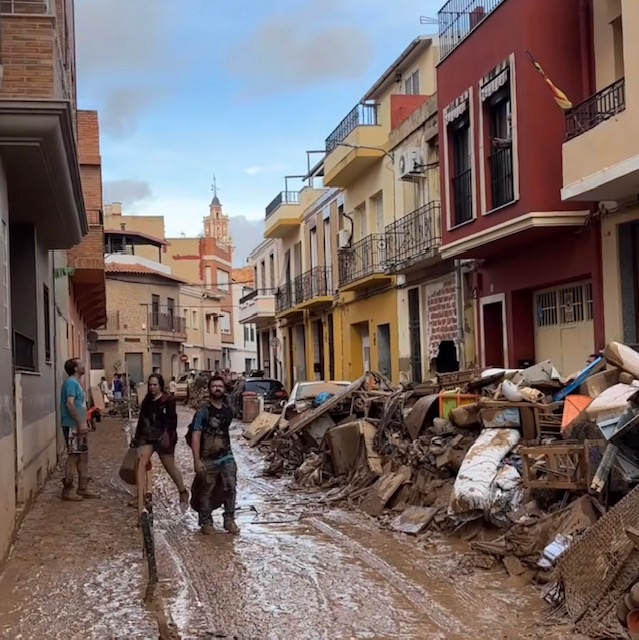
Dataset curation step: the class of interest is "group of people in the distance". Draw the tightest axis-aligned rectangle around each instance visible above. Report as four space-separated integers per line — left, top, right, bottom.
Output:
60 358 238 536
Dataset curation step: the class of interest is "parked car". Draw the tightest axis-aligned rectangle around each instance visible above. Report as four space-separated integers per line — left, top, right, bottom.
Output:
229 377 288 419
282 381 351 420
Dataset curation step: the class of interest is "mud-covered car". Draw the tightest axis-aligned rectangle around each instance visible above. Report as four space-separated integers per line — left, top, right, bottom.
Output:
228 377 288 419
282 381 351 421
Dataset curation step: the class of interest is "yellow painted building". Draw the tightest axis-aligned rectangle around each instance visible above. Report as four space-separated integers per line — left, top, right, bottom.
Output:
560 0 639 345
254 36 443 386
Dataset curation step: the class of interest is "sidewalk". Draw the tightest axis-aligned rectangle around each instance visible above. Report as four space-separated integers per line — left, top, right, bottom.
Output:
0 417 160 639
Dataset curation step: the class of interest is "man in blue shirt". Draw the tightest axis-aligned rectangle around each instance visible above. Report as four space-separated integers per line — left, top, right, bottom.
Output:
60 357 99 501
190 375 237 535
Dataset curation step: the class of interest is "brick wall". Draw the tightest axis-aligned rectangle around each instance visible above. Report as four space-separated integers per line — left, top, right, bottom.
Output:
424 276 458 360
0 15 58 99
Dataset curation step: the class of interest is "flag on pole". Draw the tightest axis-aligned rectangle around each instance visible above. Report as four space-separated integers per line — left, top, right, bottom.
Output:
525 50 573 111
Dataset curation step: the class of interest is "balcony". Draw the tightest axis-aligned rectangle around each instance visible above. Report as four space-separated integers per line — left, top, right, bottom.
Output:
264 191 301 239
385 202 442 274
294 266 334 312
96 311 120 340
275 284 303 321
562 79 637 201
323 103 386 188
451 168 473 226
438 0 505 61
0 0 85 250
489 145 514 210
149 312 187 341
338 234 393 293
67 208 106 328
239 289 276 326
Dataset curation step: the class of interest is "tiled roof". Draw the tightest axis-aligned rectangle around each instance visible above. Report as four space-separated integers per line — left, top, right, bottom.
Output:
105 262 185 283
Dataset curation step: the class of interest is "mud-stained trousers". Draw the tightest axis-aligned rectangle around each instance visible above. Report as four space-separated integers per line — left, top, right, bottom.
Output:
198 455 237 526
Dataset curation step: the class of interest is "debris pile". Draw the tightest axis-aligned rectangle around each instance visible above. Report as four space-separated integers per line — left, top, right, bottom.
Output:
244 342 639 636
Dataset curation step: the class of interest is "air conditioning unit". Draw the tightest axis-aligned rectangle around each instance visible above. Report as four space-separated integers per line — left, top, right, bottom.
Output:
398 147 424 181
337 229 350 249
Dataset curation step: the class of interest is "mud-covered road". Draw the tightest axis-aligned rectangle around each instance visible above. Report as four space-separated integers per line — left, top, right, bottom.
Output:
0 408 578 639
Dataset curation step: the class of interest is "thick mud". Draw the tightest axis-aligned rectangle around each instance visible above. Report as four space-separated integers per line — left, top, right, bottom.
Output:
0 409 582 639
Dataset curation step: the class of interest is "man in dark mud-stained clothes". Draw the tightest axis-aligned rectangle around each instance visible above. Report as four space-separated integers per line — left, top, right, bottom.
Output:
190 375 238 535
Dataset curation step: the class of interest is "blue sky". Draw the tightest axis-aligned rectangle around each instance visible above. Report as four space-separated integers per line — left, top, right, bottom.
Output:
76 0 442 265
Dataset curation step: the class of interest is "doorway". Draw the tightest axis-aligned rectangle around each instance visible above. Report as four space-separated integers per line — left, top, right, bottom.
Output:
327 314 335 380
125 352 143 385
377 323 391 378
361 325 370 372
482 297 505 368
408 288 422 383
312 319 324 380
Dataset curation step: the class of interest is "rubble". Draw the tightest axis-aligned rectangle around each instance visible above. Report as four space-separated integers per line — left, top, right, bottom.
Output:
243 341 639 638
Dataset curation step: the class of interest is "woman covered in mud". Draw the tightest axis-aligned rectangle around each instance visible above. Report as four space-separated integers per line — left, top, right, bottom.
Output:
131 374 189 510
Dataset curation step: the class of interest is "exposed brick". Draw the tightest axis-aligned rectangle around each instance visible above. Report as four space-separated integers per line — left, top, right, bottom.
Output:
425 277 458 360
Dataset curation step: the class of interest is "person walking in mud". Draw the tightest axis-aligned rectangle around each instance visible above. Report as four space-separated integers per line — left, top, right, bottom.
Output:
189 375 238 535
60 358 99 501
131 374 189 512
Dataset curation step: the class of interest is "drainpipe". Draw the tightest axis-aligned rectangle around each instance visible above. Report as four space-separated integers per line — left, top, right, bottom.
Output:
454 259 466 370
50 250 62 460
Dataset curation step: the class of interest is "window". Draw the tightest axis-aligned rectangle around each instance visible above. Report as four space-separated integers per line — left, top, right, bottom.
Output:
404 69 420 95
43 285 51 362
220 312 231 333
214 316 219 334
151 294 160 325
244 325 249 343
167 297 175 317
217 269 230 291
193 356 199 370
207 358 211 369
250 325 255 342
450 115 473 226
269 253 275 290
192 309 198 328
355 204 367 240
260 260 266 290
90 352 104 369
152 352 162 373
487 85 514 210
206 315 211 333
372 194 384 233
205 265 212 287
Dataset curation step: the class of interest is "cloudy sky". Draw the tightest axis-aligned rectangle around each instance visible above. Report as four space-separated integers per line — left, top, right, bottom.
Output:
76 0 441 266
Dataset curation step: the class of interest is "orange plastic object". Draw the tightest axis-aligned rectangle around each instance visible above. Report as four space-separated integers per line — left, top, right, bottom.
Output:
560 395 592 432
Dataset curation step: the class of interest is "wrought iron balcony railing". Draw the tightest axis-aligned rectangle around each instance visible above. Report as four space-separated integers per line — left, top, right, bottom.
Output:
275 286 297 314
149 312 186 334
265 191 300 219
338 234 388 286
97 311 120 331
295 266 333 303
565 78 626 141
452 167 473 226
326 103 379 153
240 288 275 305
438 0 505 61
385 202 442 271
489 145 514 209
13 331 35 371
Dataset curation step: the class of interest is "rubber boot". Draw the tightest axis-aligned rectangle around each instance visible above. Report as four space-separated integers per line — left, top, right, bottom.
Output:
77 480 100 499
62 479 82 502
201 524 215 535
223 515 239 535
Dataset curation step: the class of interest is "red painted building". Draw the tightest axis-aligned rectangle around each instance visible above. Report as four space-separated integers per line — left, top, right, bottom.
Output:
436 0 602 376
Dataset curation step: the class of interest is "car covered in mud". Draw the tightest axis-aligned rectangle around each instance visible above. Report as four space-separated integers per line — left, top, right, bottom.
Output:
282 380 351 421
228 376 288 420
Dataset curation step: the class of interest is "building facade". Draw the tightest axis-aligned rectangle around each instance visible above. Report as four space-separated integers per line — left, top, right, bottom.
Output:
229 268 257 372
0 0 105 560
323 36 438 382
437 0 602 376
96 258 187 384
179 286 223 372
240 238 281 380
560 0 638 348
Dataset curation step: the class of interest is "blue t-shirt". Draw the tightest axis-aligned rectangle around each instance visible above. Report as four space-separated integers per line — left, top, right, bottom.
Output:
60 377 87 429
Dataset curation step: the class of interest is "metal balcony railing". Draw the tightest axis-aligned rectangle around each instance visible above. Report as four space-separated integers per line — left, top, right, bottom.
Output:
326 103 379 153
565 78 626 141
240 289 259 304
438 0 505 60
149 312 186 334
265 191 300 219
275 286 296 314
385 202 442 271
489 145 514 209
452 167 473 226
0 0 54 14
13 331 35 371
98 311 120 331
338 234 388 286
294 266 333 303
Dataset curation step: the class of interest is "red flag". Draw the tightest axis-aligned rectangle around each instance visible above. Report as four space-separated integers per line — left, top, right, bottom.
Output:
525 50 573 111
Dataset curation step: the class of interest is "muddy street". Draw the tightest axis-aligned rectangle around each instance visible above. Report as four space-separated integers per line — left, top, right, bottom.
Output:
0 409 573 640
